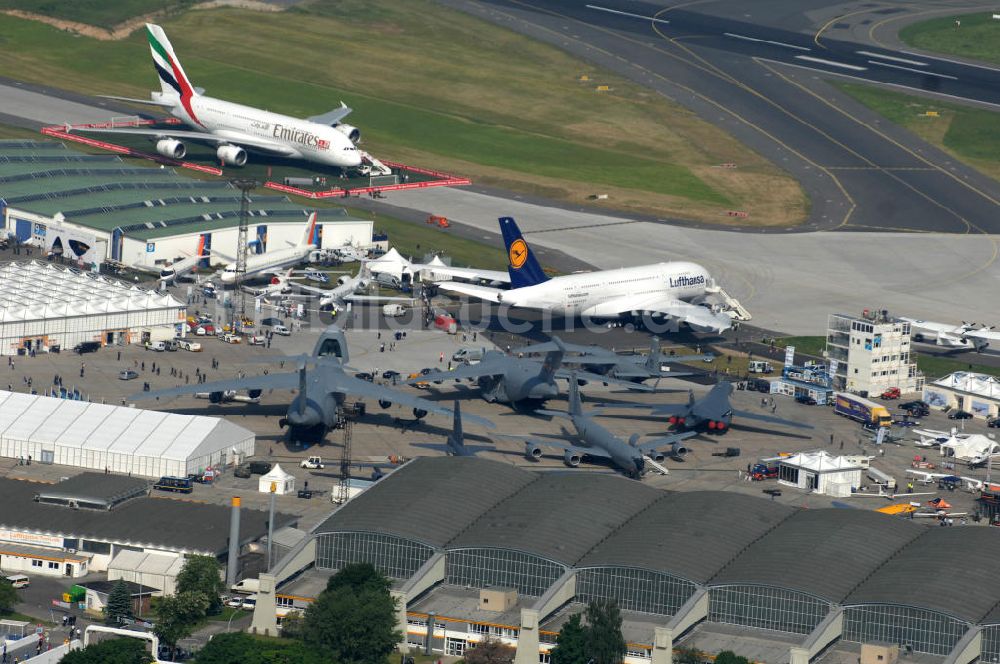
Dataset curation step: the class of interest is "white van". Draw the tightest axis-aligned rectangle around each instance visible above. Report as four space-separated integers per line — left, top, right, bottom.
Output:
452 348 484 365
145 341 166 352
382 303 407 317
5 574 29 589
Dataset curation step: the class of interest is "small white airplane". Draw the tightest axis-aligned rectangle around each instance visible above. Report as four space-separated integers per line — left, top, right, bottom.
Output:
219 213 318 285
436 217 736 333
294 265 411 311
159 242 210 285
298 270 330 284
241 269 296 298
70 24 364 170
900 317 1000 352
366 248 510 286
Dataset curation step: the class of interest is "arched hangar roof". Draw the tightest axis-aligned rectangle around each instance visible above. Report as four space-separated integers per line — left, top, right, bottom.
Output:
448 472 660 565
711 508 922 602
315 457 533 548
577 491 794 583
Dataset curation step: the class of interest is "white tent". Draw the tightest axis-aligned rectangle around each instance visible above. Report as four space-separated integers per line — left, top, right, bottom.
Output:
940 434 1000 463
366 248 410 280
0 390 254 477
259 464 296 495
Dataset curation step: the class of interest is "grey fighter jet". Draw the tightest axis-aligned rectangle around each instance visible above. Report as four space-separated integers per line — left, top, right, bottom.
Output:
507 378 696 478
131 325 490 441
407 337 653 407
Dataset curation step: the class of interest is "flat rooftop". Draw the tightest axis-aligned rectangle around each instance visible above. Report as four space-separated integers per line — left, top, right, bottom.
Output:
408 585 524 630
34 472 149 509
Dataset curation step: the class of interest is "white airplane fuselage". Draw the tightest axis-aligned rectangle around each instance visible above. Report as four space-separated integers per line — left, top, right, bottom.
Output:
499 261 712 318
221 245 316 284
169 94 362 169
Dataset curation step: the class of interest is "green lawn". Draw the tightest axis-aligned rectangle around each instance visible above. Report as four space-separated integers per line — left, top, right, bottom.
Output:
0 1 807 224
834 82 1000 182
206 606 244 622
900 13 1000 66
0 0 193 25
775 336 826 358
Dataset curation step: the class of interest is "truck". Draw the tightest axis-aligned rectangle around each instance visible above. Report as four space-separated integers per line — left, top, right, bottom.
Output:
748 360 774 374
300 456 325 469
834 392 893 428
382 303 407 317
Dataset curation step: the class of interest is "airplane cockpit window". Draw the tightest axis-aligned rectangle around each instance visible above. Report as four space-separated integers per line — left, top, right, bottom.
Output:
318 338 343 358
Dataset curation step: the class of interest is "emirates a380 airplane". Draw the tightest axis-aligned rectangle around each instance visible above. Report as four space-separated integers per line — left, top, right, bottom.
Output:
72 24 363 170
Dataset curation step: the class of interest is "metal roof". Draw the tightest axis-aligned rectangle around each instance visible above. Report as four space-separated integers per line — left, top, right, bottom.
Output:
577 491 795 583
34 473 149 510
711 509 922 602
844 527 1000 622
0 477 294 555
315 457 534 548
448 473 661 565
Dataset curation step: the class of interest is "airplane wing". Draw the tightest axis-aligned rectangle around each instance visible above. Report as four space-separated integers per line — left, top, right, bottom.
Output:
501 435 612 459
333 374 492 427
418 264 511 285
552 369 656 392
307 102 352 125
730 408 814 429
167 253 204 277
405 362 503 384
411 442 494 456
98 94 175 107
68 126 299 156
436 282 505 302
633 431 698 454
593 293 733 333
131 372 299 401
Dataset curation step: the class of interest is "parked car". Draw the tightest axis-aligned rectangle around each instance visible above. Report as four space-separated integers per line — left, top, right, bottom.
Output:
221 333 241 344
73 341 101 354
987 417 1000 429
794 395 817 406
178 340 202 352
382 370 401 381
248 461 272 475
261 317 282 327
248 335 266 346
354 372 374 382
300 456 325 469
234 464 252 479
880 387 901 399
4 574 29 589
899 400 929 417
118 369 139 381
273 324 291 336
948 410 974 420
164 339 179 352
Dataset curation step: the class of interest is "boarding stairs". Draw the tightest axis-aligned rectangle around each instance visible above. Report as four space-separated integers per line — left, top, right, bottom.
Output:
358 150 393 176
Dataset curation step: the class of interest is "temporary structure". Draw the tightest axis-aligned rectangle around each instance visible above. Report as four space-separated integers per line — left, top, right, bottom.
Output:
258 464 296 495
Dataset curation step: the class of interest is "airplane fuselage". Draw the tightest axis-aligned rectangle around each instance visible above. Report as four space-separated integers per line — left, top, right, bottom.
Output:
499 261 712 318
170 95 362 168
571 414 645 477
476 355 559 404
221 245 316 284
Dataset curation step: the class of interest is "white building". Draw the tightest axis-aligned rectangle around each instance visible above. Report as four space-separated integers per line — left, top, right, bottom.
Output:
107 550 185 595
258 464 295 496
925 372 1000 419
777 451 864 496
826 311 923 396
0 391 254 478
0 261 184 355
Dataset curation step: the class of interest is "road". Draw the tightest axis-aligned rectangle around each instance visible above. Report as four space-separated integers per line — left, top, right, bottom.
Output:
441 0 1000 234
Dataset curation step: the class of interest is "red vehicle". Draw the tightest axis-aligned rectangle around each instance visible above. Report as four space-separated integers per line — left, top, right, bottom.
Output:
881 387 901 400
433 312 457 335
750 463 779 481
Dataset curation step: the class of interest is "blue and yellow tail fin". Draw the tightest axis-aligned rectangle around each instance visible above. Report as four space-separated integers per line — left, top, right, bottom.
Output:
499 217 548 288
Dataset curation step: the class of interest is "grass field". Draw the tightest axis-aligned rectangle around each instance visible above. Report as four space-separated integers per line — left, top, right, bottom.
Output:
833 82 1000 183
0 0 192 26
0 0 806 224
900 13 1000 66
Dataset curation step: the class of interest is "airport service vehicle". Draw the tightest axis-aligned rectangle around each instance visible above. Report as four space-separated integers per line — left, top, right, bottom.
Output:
118 369 139 381
382 303 407 317
248 335 266 346
164 339 179 352
248 461 272 475
5 574 29 589
834 393 892 428
153 476 194 494
72 24 364 171
452 348 484 364
382 370 401 381
273 324 291 336
145 341 166 352
73 341 101 354
900 400 929 417
748 360 774 374
880 387 901 400
300 456 325 469
178 340 201 352
437 217 737 333
750 462 779 481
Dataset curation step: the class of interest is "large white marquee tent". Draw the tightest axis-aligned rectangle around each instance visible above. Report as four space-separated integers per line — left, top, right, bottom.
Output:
0 391 255 478
0 261 184 355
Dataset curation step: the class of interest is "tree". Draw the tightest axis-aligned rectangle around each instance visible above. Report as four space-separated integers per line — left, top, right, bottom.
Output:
195 632 330 664
60 638 153 664
714 652 750 664
153 591 209 651
584 599 626 664
279 610 304 640
175 554 226 615
674 647 704 664
106 580 134 625
465 636 516 664
302 563 400 664
550 613 587 664
0 577 17 612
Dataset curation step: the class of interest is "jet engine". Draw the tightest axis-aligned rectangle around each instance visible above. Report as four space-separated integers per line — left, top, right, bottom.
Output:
248 389 262 400
563 449 582 467
156 138 186 159
378 399 392 410
648 451 667 463
208 391 224 404
216 145 248 167
670 443 689 458
412 408 428 419
524 443 543 460
337 275 351 286
334 124 361 144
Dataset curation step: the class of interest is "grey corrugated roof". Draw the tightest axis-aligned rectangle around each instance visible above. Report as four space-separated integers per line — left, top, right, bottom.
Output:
34 472 148 508
577 491 794 583
315 457 534 548
711 509 922 602
448 473 661 565
0 477 293 555
845 528 1000 622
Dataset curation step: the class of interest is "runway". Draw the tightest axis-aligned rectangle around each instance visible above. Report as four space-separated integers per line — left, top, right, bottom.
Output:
444 0 1000 233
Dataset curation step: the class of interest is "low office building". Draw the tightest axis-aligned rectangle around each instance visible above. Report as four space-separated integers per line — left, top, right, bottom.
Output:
249 457 1000 664
924 372 1000 419
78 580 156 618
0 261 184 355
826 311 922 396
0 390 254 478
0 474 293 578
776 451 864 496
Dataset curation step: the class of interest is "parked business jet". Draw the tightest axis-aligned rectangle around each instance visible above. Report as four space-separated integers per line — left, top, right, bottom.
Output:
158 241 210 285
219 213 318 284
437 218 736 333
899 317 1000 352
70 24 363 170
